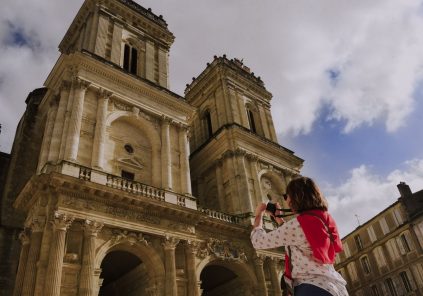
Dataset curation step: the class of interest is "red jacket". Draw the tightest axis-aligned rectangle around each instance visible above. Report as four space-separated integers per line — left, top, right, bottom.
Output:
285 210 342 278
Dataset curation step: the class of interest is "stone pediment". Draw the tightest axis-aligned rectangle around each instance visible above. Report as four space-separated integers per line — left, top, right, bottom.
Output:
117 157 144 169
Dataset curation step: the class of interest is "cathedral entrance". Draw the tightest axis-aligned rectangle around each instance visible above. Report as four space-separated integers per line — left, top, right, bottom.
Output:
200 262 254 296
98 250 147 296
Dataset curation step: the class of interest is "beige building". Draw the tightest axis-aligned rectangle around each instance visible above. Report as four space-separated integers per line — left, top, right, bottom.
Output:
0 0 304 295
334 182 423 296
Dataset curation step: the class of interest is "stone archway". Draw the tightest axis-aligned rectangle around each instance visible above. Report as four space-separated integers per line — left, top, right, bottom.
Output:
198 260 256 296
99 250 143 296
95 239 165 296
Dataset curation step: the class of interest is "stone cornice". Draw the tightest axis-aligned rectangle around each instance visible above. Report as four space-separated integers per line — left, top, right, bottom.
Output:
59 0 174 54
185 56 272 102
43 52 195 123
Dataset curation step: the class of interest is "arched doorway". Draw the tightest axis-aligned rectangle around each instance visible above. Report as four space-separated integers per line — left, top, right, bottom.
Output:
98 251 147 296
199 262 255 296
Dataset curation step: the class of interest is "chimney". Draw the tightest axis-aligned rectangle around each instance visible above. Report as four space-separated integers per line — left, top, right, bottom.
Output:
397 182 412 198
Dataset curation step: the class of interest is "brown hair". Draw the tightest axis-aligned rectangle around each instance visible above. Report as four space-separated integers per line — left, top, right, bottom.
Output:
286 176 328 213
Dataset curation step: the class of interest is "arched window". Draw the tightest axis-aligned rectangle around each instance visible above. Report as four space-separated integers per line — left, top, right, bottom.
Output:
204 110 213 139
247 109 257 133
360 255 371 274
123 43 138 75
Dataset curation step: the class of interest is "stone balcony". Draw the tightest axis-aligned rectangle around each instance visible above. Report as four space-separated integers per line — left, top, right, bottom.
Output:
40 161 248 226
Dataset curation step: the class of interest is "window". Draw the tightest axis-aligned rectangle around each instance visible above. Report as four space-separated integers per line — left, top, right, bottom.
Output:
347 262 358 282
398 233 412 253
123 43 138 74
360 256 371 274
371 285 380 296
343 242 351 257
400 271 413 292
393 209 404 225
247 109 257 133
386 239 400 260
380 217 390 235
354 234 363 250
121 170 134 181
367 225 377 243
385 278 398 296
373 246 387 267
124 144 134 154
204 110 213 139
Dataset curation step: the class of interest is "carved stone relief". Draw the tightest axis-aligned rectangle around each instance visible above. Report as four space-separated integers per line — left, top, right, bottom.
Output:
196 238 248 262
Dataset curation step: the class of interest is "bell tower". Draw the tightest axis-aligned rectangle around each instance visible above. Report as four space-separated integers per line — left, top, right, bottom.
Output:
59 0 173 88
186 55 303 215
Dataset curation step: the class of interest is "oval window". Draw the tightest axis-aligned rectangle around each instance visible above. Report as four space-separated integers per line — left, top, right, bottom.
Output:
124 144 134 154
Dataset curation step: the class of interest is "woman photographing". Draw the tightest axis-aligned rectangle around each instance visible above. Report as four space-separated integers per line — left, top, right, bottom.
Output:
251 176 348 296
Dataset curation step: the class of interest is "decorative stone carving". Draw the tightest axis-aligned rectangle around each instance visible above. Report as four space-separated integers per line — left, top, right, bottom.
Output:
162 236 180 249
111 229 149 246
167 222 195 234
18 230 30 245
51 212 74 231
84 220 104 236
113 100 132 111
196 238 247 262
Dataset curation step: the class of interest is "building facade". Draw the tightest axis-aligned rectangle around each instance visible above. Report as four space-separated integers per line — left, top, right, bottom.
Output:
0 0 304 295
335 182 423 296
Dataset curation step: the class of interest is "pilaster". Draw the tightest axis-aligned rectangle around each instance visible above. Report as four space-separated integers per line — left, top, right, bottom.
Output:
79 220 104 296
179 125 191 195
254 255 268 296
161 116 172 189
48 81 71 163
162 236 179 296
268 258 282 296
13 231 30 296
37 98 59 172
21 220 44 296
91 89 111 169
184 241 200 296
44 212 74 296
64 78 90 162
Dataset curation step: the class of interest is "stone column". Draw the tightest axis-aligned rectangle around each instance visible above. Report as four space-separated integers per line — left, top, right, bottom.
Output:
215 159 225 210
254 255 268 296
13 231 30 296
79 220 104 296
179 125 192 195
91 89 111 169
37 99 59 172
268 258 282 296
59 79 76 160
44 212 74 296
251 156 263 205
88 5 100 52
162 236 179 296
235 149 251 213
185 241 199 296
64 78 90 162
48 81 71 163
264 108 277 142
21 220 44 296
161 117 172 189
258 104 271 139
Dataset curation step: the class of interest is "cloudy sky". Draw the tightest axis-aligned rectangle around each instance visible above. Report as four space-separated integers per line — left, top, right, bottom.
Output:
1 0 423 236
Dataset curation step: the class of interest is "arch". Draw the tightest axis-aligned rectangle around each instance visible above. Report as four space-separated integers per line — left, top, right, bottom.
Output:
106 110 161 186
95 239 165 294
106 111 160 148
196 257 258 290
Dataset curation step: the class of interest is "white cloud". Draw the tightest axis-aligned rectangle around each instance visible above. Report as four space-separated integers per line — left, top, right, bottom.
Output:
1 0 423 151
323 159 423 237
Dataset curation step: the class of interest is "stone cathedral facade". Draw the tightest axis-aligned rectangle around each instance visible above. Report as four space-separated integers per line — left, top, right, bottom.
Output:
0 0 303 295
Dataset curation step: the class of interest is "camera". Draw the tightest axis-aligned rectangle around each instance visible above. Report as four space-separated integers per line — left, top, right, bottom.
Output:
266 202 279 216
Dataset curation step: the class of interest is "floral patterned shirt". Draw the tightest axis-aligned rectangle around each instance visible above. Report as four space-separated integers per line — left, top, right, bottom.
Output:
251 218 348 296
